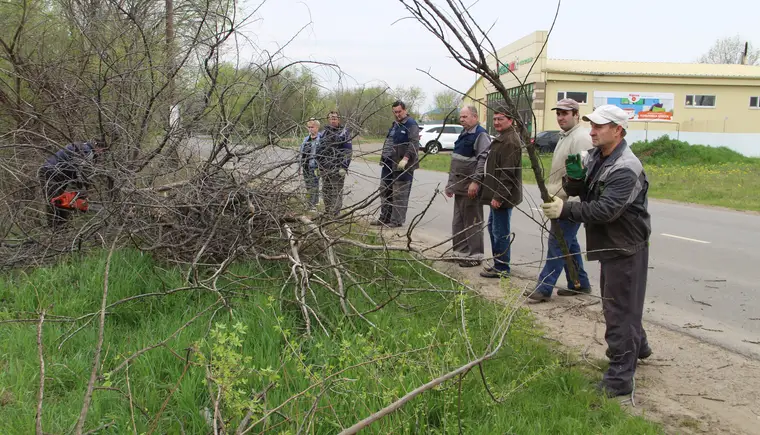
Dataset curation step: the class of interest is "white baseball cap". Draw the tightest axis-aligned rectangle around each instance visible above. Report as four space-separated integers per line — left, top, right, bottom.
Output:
582 105 630 130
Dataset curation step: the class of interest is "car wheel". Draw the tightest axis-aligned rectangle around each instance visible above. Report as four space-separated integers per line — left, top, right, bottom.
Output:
425 141 441 154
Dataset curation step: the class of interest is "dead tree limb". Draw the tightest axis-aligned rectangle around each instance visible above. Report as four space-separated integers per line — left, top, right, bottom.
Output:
35 307 46 435
74 230 120 435
400 0 581 288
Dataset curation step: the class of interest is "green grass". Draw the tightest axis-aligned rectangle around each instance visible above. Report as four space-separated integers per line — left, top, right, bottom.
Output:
363 153 455 173
630 136 755 166
0 249 661 434
629 136 760 211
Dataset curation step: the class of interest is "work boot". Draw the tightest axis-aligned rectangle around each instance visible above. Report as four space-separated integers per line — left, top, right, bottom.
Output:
458 259 482 268
370 219 389 226
557 287 591 296
479 269 508 278
606 344 653 360
522 288 551 302
596 381 632 398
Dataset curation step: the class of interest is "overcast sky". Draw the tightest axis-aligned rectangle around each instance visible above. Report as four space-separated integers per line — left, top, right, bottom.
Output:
235 0 760 111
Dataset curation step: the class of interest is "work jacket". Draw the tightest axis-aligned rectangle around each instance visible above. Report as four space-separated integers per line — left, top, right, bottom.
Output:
446 125 490 196
547 123 592 201
381 116 420 181
562 140 651 261
480 128 523 208
316 125 352 170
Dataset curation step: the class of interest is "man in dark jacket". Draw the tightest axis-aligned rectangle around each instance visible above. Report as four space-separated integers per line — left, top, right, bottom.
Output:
316 111 353 217
445 105 491 267
541 104 652 398
372 100 420 227
479 105 522 278
38 139 106 228
300 118 321 210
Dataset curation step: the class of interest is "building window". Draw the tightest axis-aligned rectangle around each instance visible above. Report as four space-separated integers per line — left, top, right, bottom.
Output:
685 94 716 108
557 91 588 104
750 96 760 108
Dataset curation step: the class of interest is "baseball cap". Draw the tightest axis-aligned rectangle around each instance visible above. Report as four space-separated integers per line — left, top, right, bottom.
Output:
552 98 580 111
582 105 630 129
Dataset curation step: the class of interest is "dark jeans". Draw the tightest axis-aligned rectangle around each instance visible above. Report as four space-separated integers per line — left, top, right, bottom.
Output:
535 219 591 295
378 168 412 225
487 207 513 273
302 165 319 208
601 248 650 391
322 169 346 217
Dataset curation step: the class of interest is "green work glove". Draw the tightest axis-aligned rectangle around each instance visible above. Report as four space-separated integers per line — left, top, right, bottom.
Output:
338 168 347 177
565 153 586 180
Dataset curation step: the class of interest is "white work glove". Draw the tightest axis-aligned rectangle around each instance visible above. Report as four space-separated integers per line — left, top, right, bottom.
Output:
541 196 564 219
338 168 347 177
397 157 409 170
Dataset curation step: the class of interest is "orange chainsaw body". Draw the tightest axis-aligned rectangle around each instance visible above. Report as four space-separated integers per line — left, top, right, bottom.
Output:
50 191 89 212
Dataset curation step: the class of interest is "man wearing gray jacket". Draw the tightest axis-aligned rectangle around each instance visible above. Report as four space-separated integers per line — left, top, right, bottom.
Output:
445 105 491 267
541 104 652 398
526 99 592 301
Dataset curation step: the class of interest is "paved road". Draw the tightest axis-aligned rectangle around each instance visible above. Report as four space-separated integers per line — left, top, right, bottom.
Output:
345 146 760 358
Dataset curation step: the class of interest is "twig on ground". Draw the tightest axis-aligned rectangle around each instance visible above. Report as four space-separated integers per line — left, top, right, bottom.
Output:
35 307 47 435
74 231 120 435
689 295 712 307
126 362 138 435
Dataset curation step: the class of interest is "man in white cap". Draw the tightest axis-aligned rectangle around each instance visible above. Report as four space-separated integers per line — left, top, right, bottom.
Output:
540 104 652 398
525 98 592 301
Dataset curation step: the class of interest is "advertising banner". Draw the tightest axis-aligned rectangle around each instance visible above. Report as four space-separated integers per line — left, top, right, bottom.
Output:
593 91 674 121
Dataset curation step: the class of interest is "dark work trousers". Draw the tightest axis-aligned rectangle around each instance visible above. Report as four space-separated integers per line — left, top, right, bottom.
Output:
451 194 484 259
38 167 76 229
378 169 413 225
322 169 346 217
302 165 319 208
600 247 650 392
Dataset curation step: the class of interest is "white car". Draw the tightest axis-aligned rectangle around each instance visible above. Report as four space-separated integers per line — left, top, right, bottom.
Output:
418 124 464 154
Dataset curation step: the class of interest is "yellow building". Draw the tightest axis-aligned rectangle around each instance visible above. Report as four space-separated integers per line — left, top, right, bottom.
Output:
463 31 760 156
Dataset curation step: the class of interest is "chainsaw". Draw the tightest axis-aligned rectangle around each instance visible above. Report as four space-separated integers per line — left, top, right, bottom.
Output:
50 191 89 212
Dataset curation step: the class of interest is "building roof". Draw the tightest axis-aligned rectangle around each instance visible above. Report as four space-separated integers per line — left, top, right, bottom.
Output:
544 59 760 79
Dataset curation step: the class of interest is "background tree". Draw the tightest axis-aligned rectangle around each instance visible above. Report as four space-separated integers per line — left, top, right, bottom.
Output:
391 85 425 119
698 35 759 65
320 85 423 137
425 89 462 123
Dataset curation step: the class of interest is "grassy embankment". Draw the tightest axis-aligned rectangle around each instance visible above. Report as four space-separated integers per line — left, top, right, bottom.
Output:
0 248 661 434
364 136 760 212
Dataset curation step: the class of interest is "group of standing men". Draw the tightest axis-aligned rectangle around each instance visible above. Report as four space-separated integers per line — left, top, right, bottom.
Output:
298 111 353 216
353 97 653 399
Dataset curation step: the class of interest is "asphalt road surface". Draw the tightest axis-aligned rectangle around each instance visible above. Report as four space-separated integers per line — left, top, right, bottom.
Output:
345 147 760 359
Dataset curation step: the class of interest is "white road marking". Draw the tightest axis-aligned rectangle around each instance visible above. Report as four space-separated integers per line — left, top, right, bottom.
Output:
661 233 711 244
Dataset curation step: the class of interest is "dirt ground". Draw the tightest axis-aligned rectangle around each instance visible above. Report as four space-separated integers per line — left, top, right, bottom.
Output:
432 258 760 435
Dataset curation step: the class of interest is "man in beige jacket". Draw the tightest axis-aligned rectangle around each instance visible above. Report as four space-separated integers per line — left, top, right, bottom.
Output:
526 98 592 301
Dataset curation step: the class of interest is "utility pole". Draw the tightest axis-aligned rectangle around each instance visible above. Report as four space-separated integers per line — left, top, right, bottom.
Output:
166 0 179 128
